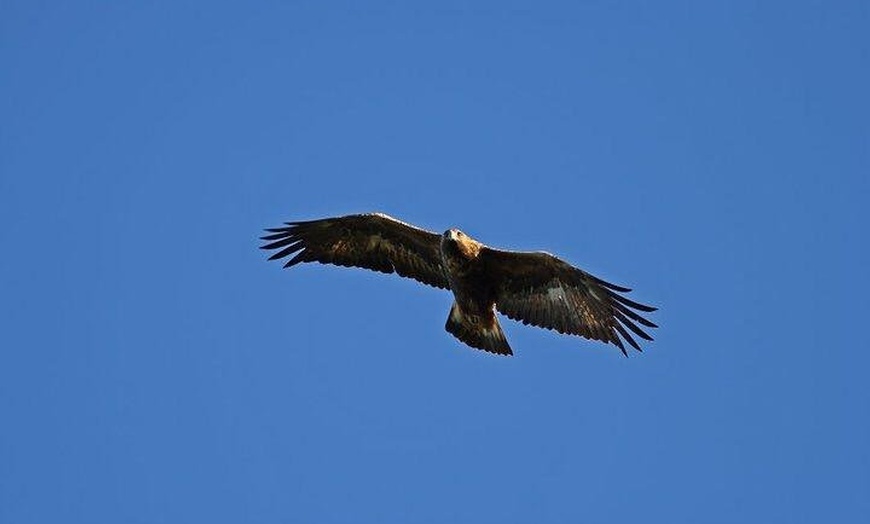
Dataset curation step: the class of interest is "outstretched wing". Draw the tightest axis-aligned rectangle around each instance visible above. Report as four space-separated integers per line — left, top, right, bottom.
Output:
482 248 657 355
260 212 449 289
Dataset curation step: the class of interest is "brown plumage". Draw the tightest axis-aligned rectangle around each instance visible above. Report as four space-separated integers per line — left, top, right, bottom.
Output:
261 212 657 356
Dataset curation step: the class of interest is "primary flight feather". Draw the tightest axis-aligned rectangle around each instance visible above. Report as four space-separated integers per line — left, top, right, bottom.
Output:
261 212 657 356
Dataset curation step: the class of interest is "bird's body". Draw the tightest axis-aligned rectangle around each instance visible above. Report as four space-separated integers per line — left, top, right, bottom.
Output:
439 228 511 353
261 212 657 356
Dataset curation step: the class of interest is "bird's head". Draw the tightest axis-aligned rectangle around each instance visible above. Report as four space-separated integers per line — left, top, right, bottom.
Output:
442 228 465 242
441 228 481 259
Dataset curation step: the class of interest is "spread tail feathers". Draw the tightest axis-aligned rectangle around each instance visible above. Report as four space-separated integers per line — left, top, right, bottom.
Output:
445 302 512 356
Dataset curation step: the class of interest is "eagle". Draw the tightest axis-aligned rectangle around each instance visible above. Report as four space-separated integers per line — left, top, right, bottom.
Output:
260 212 657 356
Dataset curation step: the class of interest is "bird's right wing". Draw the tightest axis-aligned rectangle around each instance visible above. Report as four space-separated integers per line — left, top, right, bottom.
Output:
260 212 449 289
481 248 657 355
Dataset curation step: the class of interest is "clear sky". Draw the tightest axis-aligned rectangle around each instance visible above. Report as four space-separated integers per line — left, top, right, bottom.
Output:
2 1 868 522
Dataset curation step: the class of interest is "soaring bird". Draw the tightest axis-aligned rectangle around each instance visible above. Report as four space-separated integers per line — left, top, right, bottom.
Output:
261 212 657 356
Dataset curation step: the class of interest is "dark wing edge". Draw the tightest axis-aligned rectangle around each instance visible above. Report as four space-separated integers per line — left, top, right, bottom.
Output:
483 248 658 356
260 212 449 289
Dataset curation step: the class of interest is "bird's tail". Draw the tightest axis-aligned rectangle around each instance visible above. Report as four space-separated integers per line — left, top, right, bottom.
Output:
445 301 512 356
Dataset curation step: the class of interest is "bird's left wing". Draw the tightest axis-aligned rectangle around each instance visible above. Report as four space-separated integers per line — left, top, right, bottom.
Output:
260 212 449 289
481 248 657 354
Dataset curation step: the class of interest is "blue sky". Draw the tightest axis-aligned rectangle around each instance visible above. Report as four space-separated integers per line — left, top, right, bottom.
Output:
2 1 868 522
